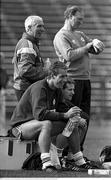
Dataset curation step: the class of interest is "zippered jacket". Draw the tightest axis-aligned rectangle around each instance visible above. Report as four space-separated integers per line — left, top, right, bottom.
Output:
12 32 47 90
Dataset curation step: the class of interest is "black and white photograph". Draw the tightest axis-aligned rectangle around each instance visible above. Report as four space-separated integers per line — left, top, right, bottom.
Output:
0 0 111 179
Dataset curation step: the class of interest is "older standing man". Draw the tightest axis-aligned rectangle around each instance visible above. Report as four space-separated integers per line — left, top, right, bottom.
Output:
12 15 50 101
53 5 104 151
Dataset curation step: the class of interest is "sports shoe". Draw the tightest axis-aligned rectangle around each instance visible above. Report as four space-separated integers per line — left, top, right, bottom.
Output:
59 157 72 171
43 165 57 173
65 159 75 167
83 156 101 168
66 160 86 172
83 156 91 162
72 162 99 172
80 162 99 169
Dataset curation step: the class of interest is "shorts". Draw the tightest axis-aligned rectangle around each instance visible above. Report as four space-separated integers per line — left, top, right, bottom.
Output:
8 125 23 140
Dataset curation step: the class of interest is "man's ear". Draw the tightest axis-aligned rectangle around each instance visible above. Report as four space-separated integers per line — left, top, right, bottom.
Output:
27 25 32 32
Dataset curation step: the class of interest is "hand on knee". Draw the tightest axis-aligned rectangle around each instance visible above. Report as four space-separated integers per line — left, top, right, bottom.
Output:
42 120 52 131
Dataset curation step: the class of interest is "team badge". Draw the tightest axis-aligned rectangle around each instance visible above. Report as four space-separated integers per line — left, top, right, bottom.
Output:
72 40 76 44
81 36 85 42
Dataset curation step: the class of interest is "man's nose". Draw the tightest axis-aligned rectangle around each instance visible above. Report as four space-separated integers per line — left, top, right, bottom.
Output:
72 90 74 94
42 26 45 32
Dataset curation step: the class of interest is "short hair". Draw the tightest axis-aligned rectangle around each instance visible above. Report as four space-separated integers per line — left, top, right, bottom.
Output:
49 61 67 76
24 15 43 32
64 5 82 19
63 77 75 89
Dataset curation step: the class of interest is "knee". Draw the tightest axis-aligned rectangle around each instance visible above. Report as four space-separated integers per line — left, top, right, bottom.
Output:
79 118 87 131
42 120 52 131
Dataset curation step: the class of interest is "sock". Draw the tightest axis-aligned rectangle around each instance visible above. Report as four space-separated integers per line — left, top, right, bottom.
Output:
72 151 86 166
56 147 64 158
41 153 52 169
50 143 61 168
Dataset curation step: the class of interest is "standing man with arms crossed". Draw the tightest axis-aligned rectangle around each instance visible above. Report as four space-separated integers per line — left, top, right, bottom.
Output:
12 15 50 101
53 5 105 151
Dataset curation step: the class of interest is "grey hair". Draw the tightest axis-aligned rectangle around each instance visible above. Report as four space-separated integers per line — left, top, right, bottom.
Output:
24 15 43 32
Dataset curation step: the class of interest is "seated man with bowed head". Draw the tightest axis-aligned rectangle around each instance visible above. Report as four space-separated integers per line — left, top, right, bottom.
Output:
8 61 82 173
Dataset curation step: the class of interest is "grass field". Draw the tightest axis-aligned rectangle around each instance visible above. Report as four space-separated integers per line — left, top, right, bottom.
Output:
0 120 111 178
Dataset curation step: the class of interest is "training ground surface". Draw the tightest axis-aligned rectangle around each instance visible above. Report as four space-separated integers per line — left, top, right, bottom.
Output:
0 120 111 178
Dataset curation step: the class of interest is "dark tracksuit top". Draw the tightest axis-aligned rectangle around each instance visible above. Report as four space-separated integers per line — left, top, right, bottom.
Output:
9 79 67 128
56 99 89 122
12 32 47 91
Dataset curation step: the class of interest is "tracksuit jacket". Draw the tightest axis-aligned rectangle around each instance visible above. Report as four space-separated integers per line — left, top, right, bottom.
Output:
53 29 98 80
9 79 67 128
56 99 89 122
12 32 47 91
